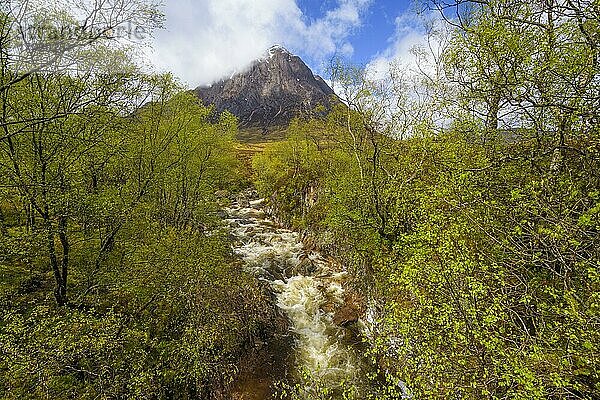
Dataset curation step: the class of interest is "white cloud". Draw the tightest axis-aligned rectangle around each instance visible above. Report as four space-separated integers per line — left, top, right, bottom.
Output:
147 0 371 87
366 12 445 81
363 12 453 135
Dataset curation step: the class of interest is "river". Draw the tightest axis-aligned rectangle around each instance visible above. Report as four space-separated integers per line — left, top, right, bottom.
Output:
224 194 363 399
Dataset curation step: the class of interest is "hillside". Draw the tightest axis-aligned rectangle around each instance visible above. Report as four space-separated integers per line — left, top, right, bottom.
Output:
195 45 336 135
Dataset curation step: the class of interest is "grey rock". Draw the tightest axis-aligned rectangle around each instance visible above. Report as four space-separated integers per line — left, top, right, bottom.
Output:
195 45 337 132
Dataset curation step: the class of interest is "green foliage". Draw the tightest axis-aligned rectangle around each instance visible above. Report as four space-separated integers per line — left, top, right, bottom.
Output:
253 50 600 400
0 5 269 398
253 118 330 227
0 229 271 399
275 366 364 400
2 0 600 398
255 115 599 398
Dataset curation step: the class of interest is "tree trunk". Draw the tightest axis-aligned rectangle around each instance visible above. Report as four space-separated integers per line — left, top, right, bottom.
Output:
58 214 69 303
46 219 67 306
485 93 500 135
26 203 35 231
0 206 7 235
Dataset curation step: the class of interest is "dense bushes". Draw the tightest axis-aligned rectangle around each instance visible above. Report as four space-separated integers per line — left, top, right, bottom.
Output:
253 1 600 396
254 116 599 398
0 74 275 396
0 85 273 397
0 229 272 399
0 3 273 398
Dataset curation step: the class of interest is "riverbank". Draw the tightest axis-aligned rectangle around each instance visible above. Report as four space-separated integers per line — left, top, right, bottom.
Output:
223 189 368 399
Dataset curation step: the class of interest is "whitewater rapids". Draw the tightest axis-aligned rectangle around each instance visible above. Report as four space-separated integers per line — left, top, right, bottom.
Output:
224 197 359 396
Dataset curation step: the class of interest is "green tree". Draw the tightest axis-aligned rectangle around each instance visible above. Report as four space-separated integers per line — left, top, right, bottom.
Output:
253 7 600 394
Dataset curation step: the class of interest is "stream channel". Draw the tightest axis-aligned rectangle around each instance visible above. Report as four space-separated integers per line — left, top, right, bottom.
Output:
224 193 364 399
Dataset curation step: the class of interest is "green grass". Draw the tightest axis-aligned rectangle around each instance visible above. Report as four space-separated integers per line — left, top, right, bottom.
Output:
236 126 288 144
0 263 28 292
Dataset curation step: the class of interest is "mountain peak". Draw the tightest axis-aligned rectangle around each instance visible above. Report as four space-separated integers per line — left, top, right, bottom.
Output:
195 45 336 134
267 44 291 57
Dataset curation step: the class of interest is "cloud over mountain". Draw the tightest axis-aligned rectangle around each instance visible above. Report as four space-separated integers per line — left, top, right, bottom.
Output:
149 0 372 86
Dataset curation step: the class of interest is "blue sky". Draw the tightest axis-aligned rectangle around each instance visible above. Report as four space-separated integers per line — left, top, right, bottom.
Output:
148 0 426 87
297 0 410 66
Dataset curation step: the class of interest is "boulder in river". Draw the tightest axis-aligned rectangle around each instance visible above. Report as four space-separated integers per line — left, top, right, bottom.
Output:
333 292 366 326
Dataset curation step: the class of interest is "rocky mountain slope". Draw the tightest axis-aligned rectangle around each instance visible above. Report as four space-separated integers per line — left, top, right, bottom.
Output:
195 46 336 132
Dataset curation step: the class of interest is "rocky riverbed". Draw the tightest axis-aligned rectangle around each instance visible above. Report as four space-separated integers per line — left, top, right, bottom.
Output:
224 189 366 398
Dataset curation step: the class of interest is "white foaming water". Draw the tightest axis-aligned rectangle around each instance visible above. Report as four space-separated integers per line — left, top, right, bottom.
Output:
225 199 359 394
